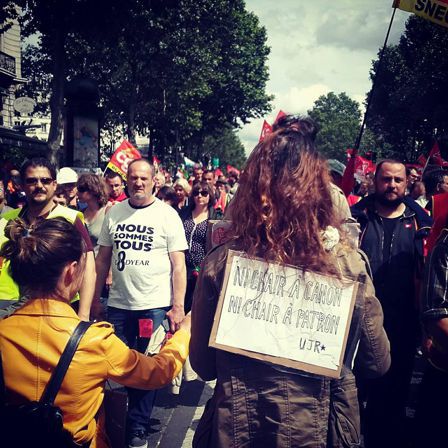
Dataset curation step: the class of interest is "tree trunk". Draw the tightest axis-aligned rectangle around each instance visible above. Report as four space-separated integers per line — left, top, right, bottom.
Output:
46 26 66 168
126 104 137 145
126 65 138 145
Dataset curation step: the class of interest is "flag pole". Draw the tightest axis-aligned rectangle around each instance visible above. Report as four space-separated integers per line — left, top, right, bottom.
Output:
354 4 398 151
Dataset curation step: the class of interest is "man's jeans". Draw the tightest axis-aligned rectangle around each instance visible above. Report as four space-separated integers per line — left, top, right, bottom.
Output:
107 306 170 434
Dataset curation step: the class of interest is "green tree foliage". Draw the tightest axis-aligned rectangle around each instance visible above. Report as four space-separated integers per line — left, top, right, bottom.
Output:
12 0 272 165
193 127 247 170
308 92 363 161
367 16 448 161
3 0 125 164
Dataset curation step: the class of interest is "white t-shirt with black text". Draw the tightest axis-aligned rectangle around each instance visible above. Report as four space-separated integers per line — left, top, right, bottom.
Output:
98 198 188 310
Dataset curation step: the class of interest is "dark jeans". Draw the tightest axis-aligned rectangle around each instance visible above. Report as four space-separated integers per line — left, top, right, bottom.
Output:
107 306 170 434
414 361 448 448
361 330 416 448
184 272 198 314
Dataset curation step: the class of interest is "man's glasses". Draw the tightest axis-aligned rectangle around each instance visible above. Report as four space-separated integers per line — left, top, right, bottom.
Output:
24 177 54 186
193 190 209 197
77 186 89 193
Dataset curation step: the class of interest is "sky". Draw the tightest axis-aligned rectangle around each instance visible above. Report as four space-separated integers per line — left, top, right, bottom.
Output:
238 0 410 154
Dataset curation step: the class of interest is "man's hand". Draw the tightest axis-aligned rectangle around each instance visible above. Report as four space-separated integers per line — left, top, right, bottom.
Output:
89 298 105 321
106 269 113 288
166 304 185 333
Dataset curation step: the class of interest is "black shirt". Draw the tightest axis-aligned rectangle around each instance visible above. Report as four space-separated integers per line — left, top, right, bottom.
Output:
381 216 400 263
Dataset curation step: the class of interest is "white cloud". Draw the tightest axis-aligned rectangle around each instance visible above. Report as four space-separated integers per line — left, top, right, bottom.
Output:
239 0 410 155
240 84 332 154
275 84 331 114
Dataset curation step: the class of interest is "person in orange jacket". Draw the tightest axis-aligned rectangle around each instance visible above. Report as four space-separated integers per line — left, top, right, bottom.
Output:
0 217 191 448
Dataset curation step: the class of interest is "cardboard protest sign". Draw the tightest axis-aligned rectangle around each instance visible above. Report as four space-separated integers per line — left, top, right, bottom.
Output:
106 140 142 181
209 250 358 378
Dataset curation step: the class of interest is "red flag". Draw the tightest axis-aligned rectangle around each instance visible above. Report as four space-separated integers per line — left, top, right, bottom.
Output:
425 141 448 168
226 164 240 175
428 142 443 166
153 155 160 172
341 150 375 196
356 155 376 175
259 120 273 142
106 140 142 181
274 110 286 123
341 149 357 196
416 154 427 167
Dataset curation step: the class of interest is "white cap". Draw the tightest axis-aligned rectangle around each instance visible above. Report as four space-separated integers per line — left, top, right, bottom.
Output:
57 167 78 185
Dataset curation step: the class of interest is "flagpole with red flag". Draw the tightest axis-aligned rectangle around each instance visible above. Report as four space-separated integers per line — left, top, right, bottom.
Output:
354 5 397 151
340 4 397 196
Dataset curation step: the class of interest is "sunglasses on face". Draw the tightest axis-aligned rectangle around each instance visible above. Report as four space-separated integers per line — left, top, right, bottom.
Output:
193 190 209 197
77 186 89 193
24 177 54 186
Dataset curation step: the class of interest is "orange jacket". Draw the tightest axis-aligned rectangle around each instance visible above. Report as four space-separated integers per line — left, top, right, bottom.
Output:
0 299 190 447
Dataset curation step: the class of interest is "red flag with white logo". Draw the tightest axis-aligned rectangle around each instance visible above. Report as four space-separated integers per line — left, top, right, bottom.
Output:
106 140 142 181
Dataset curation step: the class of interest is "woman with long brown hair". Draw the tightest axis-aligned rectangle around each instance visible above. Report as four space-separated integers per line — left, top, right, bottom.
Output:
77 174 110 255
190 115 390 447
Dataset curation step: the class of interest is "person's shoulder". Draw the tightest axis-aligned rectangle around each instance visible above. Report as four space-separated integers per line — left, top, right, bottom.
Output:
157 199 183 219
350 195 373 220
403 196 433 228
76 321 117 353
0 205 14 217
333 242 371 280
46 204 84 224
85 320 114 339
107 199 130 216
203 241 238 273
1 207 22 221
154 197 172 210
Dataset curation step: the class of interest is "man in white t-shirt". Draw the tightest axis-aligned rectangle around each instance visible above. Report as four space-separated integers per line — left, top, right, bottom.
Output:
94 158 187 448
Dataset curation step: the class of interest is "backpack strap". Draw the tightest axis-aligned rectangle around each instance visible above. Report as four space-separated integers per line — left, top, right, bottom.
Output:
0 354 4 405
40 321 92 405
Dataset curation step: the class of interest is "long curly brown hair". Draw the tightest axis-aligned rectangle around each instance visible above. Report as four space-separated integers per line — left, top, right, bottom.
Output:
229 115 340 274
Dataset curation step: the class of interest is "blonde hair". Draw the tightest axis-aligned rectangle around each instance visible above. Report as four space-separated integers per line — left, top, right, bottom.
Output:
174 178 192 194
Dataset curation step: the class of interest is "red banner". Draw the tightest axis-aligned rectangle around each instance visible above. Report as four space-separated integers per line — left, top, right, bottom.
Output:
106 140 142 180
227 164 240 175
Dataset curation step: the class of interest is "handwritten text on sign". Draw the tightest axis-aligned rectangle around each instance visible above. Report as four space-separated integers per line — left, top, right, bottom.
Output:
213 253 357 375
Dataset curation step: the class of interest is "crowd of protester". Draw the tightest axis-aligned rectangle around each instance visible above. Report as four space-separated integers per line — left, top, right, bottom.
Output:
0 115 447 448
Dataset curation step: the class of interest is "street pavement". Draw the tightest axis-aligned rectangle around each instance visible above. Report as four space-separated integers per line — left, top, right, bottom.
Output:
146 379 215 448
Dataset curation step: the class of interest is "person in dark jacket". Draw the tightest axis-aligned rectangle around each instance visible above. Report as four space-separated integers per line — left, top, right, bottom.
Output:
351 159 432 448
415 227 448 447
